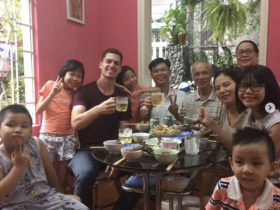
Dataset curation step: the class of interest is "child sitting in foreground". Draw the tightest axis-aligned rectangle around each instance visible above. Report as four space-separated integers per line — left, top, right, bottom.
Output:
206 127 280 210
0 105 88 210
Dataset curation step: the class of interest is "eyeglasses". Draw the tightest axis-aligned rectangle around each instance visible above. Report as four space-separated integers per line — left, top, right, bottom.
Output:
236 49 255 57
238 83 265 92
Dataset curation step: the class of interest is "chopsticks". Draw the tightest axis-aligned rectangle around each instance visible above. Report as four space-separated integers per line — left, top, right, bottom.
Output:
166 157 178 171
208 140 218 143
90 146 105 149
112 157 126 166
124 123 150 126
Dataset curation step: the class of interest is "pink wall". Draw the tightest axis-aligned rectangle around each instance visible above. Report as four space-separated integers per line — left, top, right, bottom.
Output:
101 0 138 75
32 0 138 134
267 0 280 80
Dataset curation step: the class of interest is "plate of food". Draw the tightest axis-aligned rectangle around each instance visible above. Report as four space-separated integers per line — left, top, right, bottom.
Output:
143 138 182 146
149 125 180 137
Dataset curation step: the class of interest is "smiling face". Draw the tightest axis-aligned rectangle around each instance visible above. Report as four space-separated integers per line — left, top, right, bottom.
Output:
214 74 236 106
0 113 32 150
99 53 122 80
63 69 83 90
191 62 213 89
229 143 277 193
150 62 171 86
122 70 137 91
236 42 259 69
238 77 265 110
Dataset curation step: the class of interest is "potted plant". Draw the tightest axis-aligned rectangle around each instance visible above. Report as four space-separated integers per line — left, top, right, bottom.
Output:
159 4 191 45
181 0 204 13
203 0 247 42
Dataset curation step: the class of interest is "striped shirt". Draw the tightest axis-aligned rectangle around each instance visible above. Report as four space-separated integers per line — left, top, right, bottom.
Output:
183 87 222 124
206 176 280 210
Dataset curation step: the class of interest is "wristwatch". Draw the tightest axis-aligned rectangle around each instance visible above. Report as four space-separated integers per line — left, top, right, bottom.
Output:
145 107 150 114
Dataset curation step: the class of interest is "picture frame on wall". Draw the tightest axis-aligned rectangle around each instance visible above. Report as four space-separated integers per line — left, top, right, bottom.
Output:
66 0 85 24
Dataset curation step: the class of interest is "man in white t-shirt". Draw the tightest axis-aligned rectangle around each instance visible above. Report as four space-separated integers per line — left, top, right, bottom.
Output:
140 58 187 124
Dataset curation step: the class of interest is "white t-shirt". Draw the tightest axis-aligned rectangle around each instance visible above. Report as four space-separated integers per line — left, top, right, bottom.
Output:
140 87 187 124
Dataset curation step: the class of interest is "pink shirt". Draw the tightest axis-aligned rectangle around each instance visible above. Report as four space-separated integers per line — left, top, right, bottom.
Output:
39 81 74 135
206 176 280 210
129 85 147 124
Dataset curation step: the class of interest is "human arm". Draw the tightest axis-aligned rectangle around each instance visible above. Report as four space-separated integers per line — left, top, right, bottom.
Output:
36 77 63 115
205 180 223 210
39 138 59 189
168 95 183 121
139 96 153 121
131 87 161 98
0 144 29 200
114 83 131 95
71 97 116 131
198 107 233 151
269 123 280 154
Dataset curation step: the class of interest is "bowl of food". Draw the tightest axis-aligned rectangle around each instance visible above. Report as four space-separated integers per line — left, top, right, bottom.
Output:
103 140 123 154
136 122 150 132
173 124 188 131
132 133 150 143
121 147 143 162
166 175 190 192
154 149 179 163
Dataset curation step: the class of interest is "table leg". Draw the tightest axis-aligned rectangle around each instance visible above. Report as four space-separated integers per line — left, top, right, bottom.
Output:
156 173 163 210
178 195 182 210
143 173 150 210
169 195 174 210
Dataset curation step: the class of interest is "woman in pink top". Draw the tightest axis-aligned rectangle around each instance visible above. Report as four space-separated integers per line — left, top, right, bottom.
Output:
36 60 84 193
115 66 160 128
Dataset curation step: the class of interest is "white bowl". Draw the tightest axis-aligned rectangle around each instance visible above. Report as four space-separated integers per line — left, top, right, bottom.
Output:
173 124 188 131
166 176 190 192
121 148 143 162
154 149 179 163
103 140 124 154
132 133 150 143
135 124 150 132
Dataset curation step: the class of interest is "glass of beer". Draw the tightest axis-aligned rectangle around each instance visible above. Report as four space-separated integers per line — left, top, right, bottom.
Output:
119 128 132 143
116 96 128 112
151 92 162 107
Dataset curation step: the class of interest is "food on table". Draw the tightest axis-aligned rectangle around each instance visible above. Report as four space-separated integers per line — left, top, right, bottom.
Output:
160 151 170 154
150 125 180 135
152 145 161 150
189 121 208 131
141 121 150 124
124 142 153 154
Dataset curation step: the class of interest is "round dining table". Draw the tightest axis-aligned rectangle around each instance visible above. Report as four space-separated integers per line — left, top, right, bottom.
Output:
92 143 223 210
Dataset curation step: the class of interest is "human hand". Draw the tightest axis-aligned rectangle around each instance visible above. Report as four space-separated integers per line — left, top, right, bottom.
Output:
50 76 63 97
11 144 29 169
179 107 186 117
123 87 132 96
97 97 116 115
144 96 153 112
197 107 213 126
75 139 80 149
168 95 179 117
131 90 143 98
105 166 120 179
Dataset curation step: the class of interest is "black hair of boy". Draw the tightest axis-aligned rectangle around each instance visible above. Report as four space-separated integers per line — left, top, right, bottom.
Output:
236 40 259 54
213 69 238 86
58 60 85 84
235 65 280 115
101 48 123 64
231 127 275 163
116 66 136 86
148 58 171 72
0 104 33 126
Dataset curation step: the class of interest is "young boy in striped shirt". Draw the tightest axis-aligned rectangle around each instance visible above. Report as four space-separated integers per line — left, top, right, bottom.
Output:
206 127 280 210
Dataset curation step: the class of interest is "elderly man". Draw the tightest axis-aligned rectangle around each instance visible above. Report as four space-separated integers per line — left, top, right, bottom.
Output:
180 60 222 123
69 48 139 209
140 58 187 123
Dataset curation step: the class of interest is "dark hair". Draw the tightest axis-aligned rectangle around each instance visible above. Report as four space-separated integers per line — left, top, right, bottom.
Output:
0 104 33 126
148 58 171 72
213 69 238 87
235 65 280 115
236 40 259 54
115 66 136 86
58 60 85 85
101 48 123 64
231 127 275 163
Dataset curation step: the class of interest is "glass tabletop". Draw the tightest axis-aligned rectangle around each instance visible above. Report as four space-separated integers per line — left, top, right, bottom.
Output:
92 144 222 172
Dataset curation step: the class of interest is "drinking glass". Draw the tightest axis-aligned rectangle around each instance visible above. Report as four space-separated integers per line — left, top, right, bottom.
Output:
184 103 201 123
184 135 200 155
118 128 132 143
151 92 162 107
116 96 128 112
